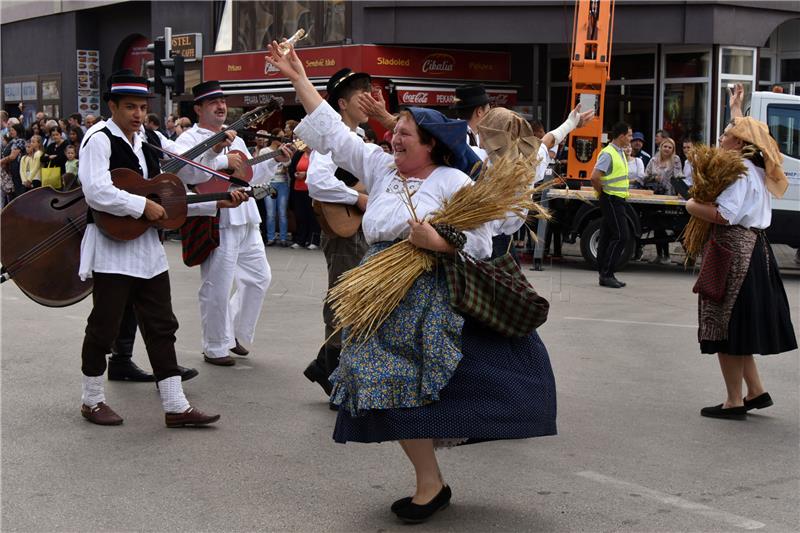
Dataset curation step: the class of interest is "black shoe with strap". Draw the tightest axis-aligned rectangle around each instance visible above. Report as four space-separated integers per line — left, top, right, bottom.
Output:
599 276 624 289
394 485 452 524
700 403 747 420
304 360 333 396
108 358 155 382
744 392 773 411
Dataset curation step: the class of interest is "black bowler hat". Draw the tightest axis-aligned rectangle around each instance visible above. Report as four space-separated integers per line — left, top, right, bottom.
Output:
451 84 489 110
326 68 371 111
103 69 154 101
192 80 225 103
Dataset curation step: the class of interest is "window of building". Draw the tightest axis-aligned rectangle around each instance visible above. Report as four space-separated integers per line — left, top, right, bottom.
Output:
717 47 757 137
661 47 711 145
232 0 347 52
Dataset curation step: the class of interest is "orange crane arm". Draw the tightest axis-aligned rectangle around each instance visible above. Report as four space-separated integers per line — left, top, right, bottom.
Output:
567 0 615 180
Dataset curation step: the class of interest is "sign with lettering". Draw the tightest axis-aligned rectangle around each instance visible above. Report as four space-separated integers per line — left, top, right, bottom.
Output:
203 44 509 83
396 87 517 107
171 33 202 61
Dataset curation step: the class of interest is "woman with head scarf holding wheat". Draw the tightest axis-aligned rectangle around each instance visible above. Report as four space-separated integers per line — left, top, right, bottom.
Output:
266 42 557 523
685 84 796 421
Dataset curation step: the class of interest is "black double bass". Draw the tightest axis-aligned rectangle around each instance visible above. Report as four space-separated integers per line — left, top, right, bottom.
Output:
1 187 92 307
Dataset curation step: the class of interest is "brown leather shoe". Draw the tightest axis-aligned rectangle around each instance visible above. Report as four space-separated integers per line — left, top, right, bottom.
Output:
81 402 123 426
165 406 221 428
230 338 249 356
203 354 236 366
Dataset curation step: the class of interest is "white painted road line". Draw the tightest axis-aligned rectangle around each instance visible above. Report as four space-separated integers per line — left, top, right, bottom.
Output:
576 471 766 530
565 316 696 328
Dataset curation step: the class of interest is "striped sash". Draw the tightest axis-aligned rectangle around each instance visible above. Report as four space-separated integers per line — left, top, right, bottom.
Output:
180 216 220 267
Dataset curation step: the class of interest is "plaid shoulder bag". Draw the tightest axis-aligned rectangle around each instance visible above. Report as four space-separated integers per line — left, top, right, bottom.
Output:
442 252 550 337
180 215 220 267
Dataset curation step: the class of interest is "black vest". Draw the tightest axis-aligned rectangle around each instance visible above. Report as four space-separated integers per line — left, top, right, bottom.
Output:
99 127 162 177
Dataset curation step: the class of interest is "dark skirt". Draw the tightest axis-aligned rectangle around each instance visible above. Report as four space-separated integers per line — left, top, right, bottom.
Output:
332 319 557 445
701 234 797 355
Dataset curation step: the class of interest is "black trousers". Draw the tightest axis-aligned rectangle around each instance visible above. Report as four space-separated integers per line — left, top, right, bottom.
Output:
314 229 368 375
291 190 321 246
81 272 180 381
597 193 629 278
111 298 138 358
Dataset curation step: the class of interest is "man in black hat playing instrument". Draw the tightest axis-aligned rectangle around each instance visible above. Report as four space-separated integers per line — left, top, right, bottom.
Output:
175 81 293 366
302 68 371 397
77 71 246 426
452 84 490 161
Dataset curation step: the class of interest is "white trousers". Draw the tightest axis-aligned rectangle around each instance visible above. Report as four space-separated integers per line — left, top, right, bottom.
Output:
199 224 271 358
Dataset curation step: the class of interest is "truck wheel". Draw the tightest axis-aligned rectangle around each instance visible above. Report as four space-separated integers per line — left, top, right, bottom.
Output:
580 218 634 271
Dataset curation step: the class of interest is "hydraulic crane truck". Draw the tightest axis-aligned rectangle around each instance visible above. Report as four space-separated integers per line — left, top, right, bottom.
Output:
534 0 800 271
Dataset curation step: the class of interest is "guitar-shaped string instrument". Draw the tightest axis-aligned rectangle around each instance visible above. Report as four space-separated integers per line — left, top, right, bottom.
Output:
92 168 272 241
195 140 307 194
160 97 283 175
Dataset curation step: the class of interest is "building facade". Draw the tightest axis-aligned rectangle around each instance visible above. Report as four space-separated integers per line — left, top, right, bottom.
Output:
2 0 798 153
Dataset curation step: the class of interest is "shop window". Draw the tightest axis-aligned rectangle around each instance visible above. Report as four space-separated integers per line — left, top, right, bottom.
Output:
610 54 655 80
550 58 570 84
767 104 800 159
759 56 772 84
665 52 709 78
722 48 754 76
604 84 654 142
663 82 707 146
781 58 800 82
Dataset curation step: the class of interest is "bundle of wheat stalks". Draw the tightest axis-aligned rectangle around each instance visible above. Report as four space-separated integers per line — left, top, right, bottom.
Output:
328 147 547 345
682 145 747 260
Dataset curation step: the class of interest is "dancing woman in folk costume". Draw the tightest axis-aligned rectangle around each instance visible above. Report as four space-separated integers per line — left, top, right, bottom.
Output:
266 43 556 523
685 85 796 421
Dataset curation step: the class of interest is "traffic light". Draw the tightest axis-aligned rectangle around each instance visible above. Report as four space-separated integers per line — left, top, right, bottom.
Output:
145 37 184 96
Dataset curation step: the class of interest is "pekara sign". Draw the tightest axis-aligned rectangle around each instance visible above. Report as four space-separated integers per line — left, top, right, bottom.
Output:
396 88 517 107
203 44 510 83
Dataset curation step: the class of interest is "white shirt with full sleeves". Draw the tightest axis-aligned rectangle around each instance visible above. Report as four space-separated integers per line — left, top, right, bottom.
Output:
716 159 772 229
307 149 360 204
77 119 217 280
295 101 493 259
174 124 279 228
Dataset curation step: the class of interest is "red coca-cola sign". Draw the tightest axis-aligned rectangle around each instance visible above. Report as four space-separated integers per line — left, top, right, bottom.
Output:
396 88 517 108
400 92 430 104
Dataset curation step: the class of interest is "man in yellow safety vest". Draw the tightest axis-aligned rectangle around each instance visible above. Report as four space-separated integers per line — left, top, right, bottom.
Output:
590 122 633 289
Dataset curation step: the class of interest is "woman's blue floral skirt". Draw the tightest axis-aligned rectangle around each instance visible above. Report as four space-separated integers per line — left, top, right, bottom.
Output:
330 243 557 445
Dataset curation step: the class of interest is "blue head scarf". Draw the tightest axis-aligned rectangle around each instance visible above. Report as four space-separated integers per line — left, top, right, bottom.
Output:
406 107 482 178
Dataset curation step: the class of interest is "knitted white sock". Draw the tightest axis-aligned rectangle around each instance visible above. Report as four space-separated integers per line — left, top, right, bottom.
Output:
158 375 190 413
81 375 105 408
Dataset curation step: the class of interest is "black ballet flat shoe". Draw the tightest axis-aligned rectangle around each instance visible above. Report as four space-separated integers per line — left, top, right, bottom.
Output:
744 392 773 411
303 360 333 396
700 404 747 420
394 485 451 524
390 496 413 513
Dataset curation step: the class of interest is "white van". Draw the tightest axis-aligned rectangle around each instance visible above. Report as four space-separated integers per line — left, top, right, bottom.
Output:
749 91 800 247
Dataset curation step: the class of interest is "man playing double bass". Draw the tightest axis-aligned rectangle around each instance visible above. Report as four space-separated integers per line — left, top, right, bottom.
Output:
77 71 247 426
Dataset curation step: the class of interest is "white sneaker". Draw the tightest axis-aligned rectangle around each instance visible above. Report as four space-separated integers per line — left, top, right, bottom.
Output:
307 244 319 250
290 243 302 249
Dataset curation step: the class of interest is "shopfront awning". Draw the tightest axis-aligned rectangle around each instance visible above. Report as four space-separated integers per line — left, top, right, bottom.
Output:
219 78 328 107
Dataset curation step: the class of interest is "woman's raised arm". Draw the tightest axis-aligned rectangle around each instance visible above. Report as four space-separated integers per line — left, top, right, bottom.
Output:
265 42 324 116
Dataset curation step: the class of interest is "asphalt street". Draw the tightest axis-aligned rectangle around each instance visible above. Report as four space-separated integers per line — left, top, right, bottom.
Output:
2 242 798 532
